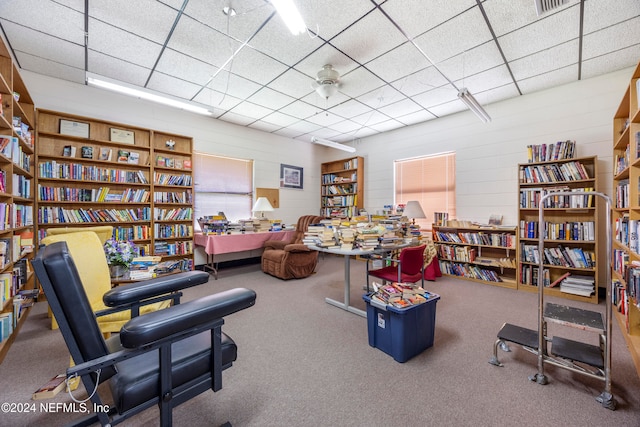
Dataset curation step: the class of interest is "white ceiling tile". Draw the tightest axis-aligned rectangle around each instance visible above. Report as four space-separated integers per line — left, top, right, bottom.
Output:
581 45 640 80
192 88 242 112
273 127 305 138
0 0 84 44
297 0 375 41
228 47 289 85
396 109 437 126
278 100 318 120
377 98 423 118
330 9 407 65
583 0 640 33
249 18 324 66
146 72 201 100
350 126 379 139
330 119 364 134
205 72 263 101
368 119 404 133
154 48 218 85
158 0 187 10
248 121 281 133
510 40 579 81
306 111 345 127
391 66 449 97
247 87 296 110
294 44 359 79
328 99 373 119
228 101 272 121
338 66 385 98
481 84 521 105
498 8 580 61
582 16 640 60
87 51 150 86
218 111 256 126
436 42 505 82
1 21 84 68
484 0 559 37
184 0 271 41
15 52 85 84
429 99 468 118
358 85 407 109
518 65 579 95
380 0 477 39
411 86 458 110
88 19 162 68
285 120 322 134
351 110 392 126
260 111 300 128
269 69 316 99
89 0 177 44
365 42 428 82
455 65 516 93
412 7 493 65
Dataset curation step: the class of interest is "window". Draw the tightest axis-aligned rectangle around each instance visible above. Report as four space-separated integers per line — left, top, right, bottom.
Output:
193 152 253 229
394 152 456 231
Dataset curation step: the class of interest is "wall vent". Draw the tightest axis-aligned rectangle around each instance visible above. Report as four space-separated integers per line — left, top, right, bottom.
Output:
534 0 570 16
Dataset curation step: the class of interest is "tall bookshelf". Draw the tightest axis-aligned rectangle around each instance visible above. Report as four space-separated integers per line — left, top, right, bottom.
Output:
612 60 640 378
35 110 194 270
0 39 37 364
320 156 364 218
517 155 600 304
432 224 518 289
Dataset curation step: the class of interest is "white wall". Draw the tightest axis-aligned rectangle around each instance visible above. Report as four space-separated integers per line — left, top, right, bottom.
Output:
327 66 634 226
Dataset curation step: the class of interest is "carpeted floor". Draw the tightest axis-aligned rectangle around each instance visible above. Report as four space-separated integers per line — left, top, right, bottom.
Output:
0 255 638 427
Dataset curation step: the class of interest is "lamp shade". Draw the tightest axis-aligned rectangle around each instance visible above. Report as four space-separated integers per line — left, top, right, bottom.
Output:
252 197 274 213
403 201 426 219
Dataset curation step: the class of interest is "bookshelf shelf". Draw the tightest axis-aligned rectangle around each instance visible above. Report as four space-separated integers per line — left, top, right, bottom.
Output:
0 37 37 364
320 156 364 218
432 224 518 289
517 154 600 305
611 60 640 379
35 110 195 271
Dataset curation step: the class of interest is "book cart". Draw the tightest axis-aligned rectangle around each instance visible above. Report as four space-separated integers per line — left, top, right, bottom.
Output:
490 191 615 410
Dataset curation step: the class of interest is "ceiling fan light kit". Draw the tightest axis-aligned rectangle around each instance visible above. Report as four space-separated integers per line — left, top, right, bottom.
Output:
457 88 491 123
313 64 341 99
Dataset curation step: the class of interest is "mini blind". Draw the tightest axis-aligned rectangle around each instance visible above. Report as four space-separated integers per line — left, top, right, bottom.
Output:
395 152 456 230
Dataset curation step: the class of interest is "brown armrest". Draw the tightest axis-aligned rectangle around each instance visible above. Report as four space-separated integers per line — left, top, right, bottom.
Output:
284 243 312 253
264 240 289 251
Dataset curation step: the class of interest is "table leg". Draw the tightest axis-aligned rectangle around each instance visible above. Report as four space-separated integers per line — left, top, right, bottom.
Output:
202 252 218 280
325 255 366 317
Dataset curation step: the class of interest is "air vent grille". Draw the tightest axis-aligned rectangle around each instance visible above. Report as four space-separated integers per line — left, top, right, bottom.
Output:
534 0 570 16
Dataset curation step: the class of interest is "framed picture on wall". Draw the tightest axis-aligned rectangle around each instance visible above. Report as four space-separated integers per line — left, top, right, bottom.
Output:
280 164 303 190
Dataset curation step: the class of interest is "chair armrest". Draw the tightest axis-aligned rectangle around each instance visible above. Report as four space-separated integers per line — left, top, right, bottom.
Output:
284 243 312 253
119 288 256 349
102 271 209 307
264 240 289 250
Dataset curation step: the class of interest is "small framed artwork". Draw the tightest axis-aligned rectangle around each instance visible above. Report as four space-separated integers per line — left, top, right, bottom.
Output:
81 146 93 159
59 119 89 138
280 164 303 190
110 128 135 144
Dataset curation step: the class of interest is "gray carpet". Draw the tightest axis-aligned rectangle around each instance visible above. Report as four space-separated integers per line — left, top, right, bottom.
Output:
0 255 639 427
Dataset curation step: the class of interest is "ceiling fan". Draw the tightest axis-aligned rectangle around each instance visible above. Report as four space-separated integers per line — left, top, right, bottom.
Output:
311 64 341 99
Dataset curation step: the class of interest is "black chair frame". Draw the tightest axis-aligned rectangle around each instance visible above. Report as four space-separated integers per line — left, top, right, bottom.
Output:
33 241 256 427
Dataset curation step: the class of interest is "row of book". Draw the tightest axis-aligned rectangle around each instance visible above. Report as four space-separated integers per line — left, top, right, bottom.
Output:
322 194 357 207
153 191 193 204
519 220 595 241
519 186 595 209
432 230 515 248
155 156 191 169
438 260 503 282
153 172 192 186
13 174 31 198
520 244 595 269
38 161 149 184
153 223 193 239
153 240 193 256
153 207 193 221
0 203 33 230
321 206 359 218
615 179 629 209
614 143 630 175
111 225 150 241
0 134 31 170
526 140 576 163
613 249 628 278
322 184 356 195
38 185 151 203
368 282 430 309
37 206 151 224
520 161 590 184
12 116 33 148
321 173 356 184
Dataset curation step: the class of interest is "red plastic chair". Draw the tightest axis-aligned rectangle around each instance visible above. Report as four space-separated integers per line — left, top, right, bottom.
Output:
366 244 426 290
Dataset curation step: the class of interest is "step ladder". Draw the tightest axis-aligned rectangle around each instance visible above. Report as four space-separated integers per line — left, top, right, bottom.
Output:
488 191 616 410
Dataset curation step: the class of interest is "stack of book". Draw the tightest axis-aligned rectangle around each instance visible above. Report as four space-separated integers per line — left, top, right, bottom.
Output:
369 282 429 309
559 275 595 296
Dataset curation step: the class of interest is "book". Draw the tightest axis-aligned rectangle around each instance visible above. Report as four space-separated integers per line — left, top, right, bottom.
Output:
128 152 140 165
117 150 130 162
62 145 76 157
32 374 66 400
81 146 93 159
99 147 112 161
549 272 570 288
183 159 191 169
156 156 166 167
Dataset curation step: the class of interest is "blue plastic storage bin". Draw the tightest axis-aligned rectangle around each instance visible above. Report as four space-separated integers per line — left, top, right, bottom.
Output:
363 292 440 363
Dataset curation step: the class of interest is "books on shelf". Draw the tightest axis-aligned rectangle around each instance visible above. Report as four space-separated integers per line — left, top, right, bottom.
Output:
559 275 595 296
81 146 93 159
62 145 77 157
99 147 112 161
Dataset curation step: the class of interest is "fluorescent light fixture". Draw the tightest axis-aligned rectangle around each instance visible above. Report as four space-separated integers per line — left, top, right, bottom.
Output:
86 75 214 116
457 88 491 123
270 0 307 35
310 136 356 153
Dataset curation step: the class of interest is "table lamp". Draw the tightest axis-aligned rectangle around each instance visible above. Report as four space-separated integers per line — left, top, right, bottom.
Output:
252 197 274 218
403 200 426 225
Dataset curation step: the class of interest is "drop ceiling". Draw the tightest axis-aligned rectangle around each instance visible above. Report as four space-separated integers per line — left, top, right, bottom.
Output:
1 0 639 143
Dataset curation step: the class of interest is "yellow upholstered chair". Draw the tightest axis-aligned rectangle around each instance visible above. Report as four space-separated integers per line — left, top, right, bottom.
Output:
46 225 113 245
40 229 171 333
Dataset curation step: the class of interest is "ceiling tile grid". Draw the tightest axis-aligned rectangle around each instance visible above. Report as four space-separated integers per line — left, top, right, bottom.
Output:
0 0 638 142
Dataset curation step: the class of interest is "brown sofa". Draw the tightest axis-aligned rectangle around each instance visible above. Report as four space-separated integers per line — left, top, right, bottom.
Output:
261 215 325 279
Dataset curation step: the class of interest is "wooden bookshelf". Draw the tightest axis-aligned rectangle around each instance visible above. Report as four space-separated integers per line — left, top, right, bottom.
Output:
517 155 600 304
320 156 364 218
611 60 640 378
0 37 37 364
35 110 194 270
432 224 518 289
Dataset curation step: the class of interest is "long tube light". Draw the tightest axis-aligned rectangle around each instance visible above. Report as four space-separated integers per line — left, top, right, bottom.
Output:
457 88 491 123
270 0 307 35
311 136 356 153
86 75 214 116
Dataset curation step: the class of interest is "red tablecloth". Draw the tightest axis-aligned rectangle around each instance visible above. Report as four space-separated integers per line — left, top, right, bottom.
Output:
194 230 297 255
